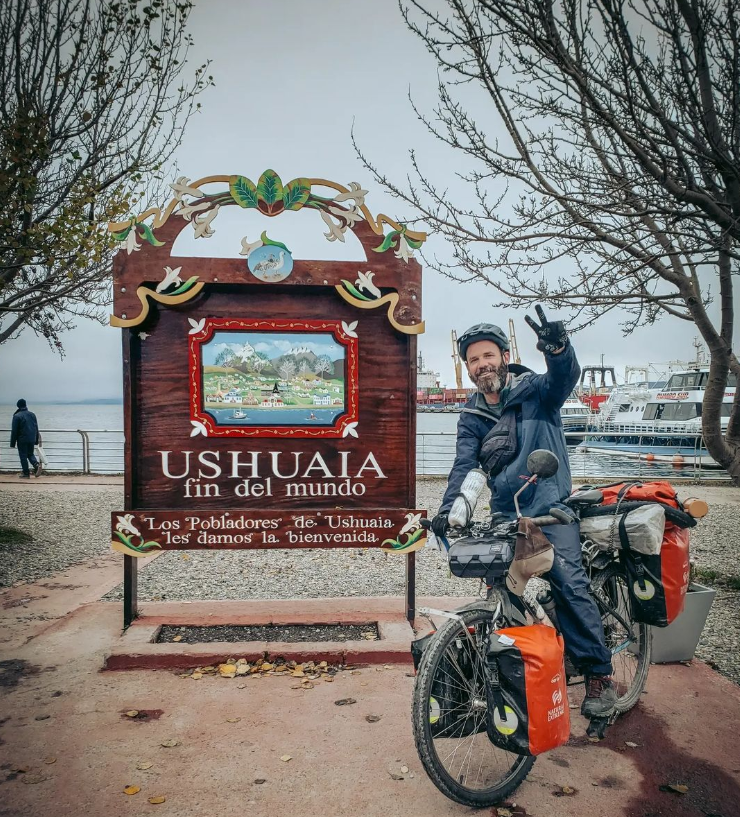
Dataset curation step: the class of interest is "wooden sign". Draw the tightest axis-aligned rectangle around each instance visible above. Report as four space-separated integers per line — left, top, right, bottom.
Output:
108 171 426 623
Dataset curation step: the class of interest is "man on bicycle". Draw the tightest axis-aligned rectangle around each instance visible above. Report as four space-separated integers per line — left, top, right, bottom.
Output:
431 307 617 719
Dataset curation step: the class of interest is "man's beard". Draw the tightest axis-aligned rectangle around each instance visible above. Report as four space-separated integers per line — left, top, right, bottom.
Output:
472 362 509 395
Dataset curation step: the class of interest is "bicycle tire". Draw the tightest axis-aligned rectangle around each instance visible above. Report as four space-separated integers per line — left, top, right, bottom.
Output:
580 500 696 529
411 606 535 807
591 564 651 712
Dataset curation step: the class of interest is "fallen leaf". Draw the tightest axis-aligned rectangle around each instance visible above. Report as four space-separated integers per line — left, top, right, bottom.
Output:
237 684 246 689
148 795 166 804
334 698 357 706
365 715 382 723
401 765 409 774
290 684 302 690
124 785 140 795
173 635 182 642
660 783 689 795
236 665 249 676
625 741 640 748
125 710 139 718
181 554 190 560
261 663 274 671
389 773 404 781
44 757 57 765
34 714 50 721
280 755 292 763
226 717 241 723
226 658 237 665
291 669 305 677
136 761 153 770
191 672 203 680
21 774 47 785
254 778 267 785
553 785 577 797
319 661 328 668
301 681 314 689
324 676 334 683
219 664 237 678
160 739 180 748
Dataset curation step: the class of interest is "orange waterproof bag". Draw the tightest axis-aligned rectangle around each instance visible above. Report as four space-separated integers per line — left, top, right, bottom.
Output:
599 480 680 508
595 481 690 626
486 625 570 756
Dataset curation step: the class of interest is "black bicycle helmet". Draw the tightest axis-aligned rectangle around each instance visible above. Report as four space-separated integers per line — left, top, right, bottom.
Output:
458 323 510 360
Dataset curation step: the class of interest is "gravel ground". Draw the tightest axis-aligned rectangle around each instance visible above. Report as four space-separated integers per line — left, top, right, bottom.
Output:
1 478 738 683
0 485 120 587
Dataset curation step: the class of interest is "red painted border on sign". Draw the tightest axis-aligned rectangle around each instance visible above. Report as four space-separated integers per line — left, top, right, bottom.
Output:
189 317 359 438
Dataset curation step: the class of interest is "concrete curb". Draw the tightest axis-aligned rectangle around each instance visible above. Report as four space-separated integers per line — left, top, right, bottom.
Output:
101 596 472 671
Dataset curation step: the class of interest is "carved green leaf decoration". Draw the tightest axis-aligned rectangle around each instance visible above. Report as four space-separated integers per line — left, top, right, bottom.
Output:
138 222 165 247
113 530 163 554
282 178 311 211
404 235 423 250
261 231 290 252
382 529 425 551
257 169 284 208
168 275 200 296
230 175 259 209
372 230 400 253
341 280 373 301
112 225 133 241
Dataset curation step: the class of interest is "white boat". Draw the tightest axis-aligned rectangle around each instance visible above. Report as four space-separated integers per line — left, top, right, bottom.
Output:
560 391 591 435
578 367 735 468
231 409 248 420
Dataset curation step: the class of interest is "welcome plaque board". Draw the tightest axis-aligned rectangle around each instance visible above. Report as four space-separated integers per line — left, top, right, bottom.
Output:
108 171 427 622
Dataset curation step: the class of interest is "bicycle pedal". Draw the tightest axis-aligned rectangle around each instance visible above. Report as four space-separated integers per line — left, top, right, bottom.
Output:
586 716 610 741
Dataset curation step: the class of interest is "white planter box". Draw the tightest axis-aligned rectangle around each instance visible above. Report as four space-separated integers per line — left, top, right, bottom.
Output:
650 582 716 664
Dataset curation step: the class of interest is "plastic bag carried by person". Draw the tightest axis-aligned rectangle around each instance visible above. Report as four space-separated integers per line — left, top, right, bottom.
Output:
34 444 49 466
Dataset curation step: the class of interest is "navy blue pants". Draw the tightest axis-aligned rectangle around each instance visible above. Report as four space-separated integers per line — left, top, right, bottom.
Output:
542 523 613 676
17 442 39 476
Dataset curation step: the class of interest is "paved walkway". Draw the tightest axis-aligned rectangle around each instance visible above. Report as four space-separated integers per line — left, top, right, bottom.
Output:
1 561 740 816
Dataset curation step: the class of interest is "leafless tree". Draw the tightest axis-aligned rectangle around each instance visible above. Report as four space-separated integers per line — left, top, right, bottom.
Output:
314 355 333 381
0 0 213 351
358 0 740 480
278 360 297 382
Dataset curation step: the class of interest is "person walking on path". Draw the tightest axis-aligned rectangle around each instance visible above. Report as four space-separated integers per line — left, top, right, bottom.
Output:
10 399 42 478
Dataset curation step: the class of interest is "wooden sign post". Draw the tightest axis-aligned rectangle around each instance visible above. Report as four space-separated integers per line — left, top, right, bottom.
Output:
108 171 426 626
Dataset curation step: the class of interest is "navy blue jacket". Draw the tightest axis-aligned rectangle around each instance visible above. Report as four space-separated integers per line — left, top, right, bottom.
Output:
440 344 580 519
10 408 40 447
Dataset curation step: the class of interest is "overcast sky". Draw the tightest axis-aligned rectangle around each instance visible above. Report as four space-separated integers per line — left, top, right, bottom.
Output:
1 0 736 404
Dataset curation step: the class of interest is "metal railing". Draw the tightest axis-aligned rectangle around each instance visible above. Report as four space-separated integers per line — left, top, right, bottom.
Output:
2 429 124 474
417 430 730 481
2 428 730 481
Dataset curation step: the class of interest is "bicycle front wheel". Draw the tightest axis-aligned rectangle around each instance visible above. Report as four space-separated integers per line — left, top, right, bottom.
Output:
591 563 651 712
411 607 535 807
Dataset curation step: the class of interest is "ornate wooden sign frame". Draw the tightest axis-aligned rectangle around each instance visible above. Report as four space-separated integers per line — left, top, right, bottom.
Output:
109 170 426 625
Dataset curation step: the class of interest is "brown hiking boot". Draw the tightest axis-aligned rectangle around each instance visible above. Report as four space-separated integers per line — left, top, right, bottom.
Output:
581 675 617 719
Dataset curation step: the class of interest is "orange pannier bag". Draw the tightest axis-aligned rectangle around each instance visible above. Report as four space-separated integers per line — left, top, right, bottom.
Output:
486 624 570 756
599 480 680 508
596 481 690 626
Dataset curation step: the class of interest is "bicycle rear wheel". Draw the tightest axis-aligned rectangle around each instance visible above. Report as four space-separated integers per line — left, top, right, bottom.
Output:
411 607 535 807
591 564 651 711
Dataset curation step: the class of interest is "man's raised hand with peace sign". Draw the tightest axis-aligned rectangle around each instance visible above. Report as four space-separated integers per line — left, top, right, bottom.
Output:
524 305 569 355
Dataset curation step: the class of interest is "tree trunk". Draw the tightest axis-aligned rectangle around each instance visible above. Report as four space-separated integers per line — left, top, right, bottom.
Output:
702 347 740 484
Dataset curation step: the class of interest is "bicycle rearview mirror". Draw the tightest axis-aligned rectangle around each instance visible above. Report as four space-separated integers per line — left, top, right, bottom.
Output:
526 449 559 479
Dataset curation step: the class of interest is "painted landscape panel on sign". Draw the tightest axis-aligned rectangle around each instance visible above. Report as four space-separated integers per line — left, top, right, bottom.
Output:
201 330 346 427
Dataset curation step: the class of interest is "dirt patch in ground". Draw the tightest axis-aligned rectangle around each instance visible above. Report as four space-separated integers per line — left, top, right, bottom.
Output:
156 623 380 643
